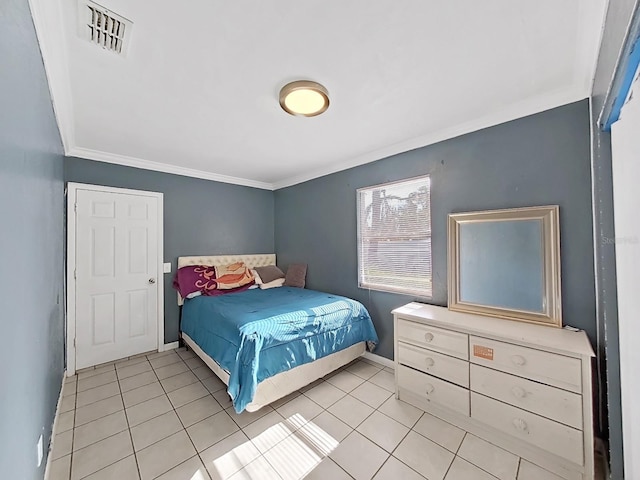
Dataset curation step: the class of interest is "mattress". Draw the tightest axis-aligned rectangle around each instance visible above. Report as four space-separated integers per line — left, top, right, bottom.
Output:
180 287 378 412
182 332 365 412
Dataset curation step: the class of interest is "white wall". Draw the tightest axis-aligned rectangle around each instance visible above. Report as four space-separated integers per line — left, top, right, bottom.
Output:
611 70 640 480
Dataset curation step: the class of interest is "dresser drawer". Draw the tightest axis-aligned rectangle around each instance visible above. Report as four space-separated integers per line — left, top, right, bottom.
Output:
469 336 582 393
397 319 469 360
470 364 582 429
471 393 583 465
398 342 469 388
398 365 470 416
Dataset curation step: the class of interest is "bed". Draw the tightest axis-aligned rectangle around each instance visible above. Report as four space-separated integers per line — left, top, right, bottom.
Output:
176 254 378 413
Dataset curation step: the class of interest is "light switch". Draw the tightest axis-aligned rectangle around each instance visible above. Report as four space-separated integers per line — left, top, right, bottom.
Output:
163 262 172 274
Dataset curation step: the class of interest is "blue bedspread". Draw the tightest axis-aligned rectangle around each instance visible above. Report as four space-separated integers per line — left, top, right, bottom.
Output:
181 287 378 412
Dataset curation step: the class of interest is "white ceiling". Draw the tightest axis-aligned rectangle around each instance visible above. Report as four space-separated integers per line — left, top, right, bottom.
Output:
32 0 607 189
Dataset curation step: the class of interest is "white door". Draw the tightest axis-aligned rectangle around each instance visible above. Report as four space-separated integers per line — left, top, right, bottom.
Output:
611 80 640 480
74 187 160 369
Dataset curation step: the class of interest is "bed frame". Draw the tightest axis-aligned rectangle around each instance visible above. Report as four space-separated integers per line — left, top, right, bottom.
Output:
176 254 365 412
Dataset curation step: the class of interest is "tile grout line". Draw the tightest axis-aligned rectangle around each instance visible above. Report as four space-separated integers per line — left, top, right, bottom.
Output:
271 363 389 479
67 398 127 475
440 431 468 480
68 358 402 480
73 374 427 480
119 355 223 452
374 410 420 479
366 413 399 480
150 351 219 479
366 395 469 480
70 356 528 480
57 351 199 479
273 360 418 480
220 366 362 477
115 360 144 480
141 354 199 480
456 432 522 480
68 375 78 480
74 385 120 409
68 360 154 480
173 349 254 479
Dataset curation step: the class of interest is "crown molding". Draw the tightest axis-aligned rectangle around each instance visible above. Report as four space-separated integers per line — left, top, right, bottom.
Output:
70 89 585 193
577 0 610 96
67 147 275 190
29 0 75 152
30 0 604 194
273 88 588 190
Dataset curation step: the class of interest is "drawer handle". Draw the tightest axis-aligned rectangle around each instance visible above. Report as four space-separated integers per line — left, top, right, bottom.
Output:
424 332 435 343
512 418 529 433
424 357 435 367
511 386 527 399
511 355 526 366
425 384 435 395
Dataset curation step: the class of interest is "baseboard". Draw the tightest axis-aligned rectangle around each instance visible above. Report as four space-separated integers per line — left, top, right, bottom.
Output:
160 341 179 352
361 351 394 369
44 371 67 480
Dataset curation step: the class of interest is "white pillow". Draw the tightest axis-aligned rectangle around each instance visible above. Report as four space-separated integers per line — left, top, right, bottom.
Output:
259 278 285 290
251 269 264 285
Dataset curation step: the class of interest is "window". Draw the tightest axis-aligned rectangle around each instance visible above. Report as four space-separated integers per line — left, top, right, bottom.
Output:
357 175 432 297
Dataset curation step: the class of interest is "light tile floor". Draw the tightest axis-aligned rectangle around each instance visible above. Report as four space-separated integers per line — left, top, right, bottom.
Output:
48 349 572 480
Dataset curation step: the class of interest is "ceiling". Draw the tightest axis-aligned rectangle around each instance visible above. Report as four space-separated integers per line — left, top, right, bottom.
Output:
31 0 608 189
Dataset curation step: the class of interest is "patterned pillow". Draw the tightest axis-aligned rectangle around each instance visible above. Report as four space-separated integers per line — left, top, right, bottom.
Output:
173 265 217 298
212 262 254 290
173 263 255 298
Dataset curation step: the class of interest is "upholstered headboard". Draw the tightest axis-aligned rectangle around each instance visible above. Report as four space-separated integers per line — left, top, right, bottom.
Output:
176 254 276 305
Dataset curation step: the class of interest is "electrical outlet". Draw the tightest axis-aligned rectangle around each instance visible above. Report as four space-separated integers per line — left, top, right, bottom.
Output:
36 434 43 467
163 262 172 274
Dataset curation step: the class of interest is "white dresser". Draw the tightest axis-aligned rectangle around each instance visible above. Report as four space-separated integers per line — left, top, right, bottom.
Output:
393 303 595 480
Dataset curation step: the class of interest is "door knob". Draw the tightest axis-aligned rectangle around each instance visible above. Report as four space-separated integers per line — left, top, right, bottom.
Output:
149 278 156 284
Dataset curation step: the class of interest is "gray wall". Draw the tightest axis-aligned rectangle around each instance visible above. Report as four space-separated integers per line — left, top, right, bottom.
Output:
275 100 595 361
590 2 639 477
0 1 65 478
64 158 275 343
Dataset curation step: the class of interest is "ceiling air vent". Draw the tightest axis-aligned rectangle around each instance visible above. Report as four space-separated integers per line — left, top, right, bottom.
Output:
78 1 132 56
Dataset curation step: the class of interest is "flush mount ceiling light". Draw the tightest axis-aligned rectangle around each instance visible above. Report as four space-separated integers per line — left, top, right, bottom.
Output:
279 81 330 117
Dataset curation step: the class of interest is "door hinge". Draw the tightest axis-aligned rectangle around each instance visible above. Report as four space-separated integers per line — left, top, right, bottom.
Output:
74 203 77 213
73 338 76 348
74 269 77 280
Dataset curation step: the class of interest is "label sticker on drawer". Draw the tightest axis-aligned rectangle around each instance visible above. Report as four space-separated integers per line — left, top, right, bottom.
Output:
473 345 494 360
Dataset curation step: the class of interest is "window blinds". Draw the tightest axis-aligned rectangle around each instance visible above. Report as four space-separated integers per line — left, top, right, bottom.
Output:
357 175 432 297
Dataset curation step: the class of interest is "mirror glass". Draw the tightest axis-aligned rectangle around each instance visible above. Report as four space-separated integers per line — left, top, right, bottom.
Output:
459 219 544 312
448 206 561 327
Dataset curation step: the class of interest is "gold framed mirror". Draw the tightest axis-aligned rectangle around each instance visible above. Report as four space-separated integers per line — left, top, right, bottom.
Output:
448 205 562 327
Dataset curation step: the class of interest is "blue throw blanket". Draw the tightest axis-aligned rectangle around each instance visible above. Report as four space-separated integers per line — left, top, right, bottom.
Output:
181 287 378 412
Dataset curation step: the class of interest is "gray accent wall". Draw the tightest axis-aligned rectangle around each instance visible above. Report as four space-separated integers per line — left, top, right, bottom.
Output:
0 1 65 478
64 158 275 343
590 2 639 477
275 100 595 363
